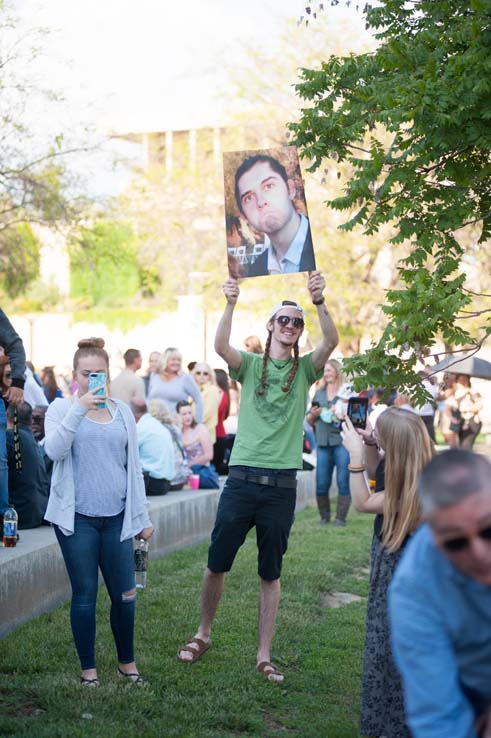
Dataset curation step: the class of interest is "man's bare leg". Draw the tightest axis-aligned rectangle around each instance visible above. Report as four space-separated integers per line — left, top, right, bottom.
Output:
178 568 225 661
256 577 283 682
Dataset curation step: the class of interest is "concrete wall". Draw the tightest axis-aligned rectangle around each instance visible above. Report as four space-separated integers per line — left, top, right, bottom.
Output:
0 528 70 639
0 471 316 639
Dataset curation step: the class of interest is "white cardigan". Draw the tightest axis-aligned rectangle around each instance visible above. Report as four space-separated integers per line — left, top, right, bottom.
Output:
44 397 152 541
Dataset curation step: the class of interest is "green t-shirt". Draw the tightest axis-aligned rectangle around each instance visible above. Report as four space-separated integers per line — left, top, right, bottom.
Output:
229 350 322 470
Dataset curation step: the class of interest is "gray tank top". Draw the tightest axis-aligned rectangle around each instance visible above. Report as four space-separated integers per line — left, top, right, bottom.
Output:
72 407 128 517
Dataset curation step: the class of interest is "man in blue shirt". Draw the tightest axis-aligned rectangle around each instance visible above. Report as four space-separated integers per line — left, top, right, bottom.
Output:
131 400 174 495
389 449 491 738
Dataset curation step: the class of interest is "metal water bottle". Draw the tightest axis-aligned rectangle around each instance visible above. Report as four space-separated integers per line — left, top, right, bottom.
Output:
134 539 149 589
3 506 18 547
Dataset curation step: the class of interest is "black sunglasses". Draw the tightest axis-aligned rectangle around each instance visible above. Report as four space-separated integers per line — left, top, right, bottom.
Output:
275 315 304 329
442 525 491 553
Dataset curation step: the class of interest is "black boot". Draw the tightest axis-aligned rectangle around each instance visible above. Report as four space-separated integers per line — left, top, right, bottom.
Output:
334 495 351 527
316 495 331 525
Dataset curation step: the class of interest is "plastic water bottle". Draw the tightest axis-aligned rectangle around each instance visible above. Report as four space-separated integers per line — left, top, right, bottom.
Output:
134 539 149 589
3 506 18 548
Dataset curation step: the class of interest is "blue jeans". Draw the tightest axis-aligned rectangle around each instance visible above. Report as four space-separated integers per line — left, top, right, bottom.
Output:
55 511 136 671
316 444 350 497
0 401 8 514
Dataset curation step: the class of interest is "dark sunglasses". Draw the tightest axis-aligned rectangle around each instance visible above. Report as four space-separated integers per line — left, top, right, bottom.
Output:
442 526 491 553
4 371 11 379
275 315 304 329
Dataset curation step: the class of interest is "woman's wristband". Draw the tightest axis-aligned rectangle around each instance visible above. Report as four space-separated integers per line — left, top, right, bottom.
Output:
348 465 366 473
312 297 325 306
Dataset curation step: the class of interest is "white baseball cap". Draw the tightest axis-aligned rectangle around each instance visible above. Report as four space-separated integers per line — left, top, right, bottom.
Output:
269 300 304 321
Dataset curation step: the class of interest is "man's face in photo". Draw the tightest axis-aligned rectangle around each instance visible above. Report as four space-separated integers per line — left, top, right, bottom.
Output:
237 160 296 236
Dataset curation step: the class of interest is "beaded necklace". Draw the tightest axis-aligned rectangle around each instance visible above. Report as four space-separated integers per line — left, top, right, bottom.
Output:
268 356 292 370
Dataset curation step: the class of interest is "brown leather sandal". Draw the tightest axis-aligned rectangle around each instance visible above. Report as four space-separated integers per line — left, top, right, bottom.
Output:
257 661 284 682
177 637 212 663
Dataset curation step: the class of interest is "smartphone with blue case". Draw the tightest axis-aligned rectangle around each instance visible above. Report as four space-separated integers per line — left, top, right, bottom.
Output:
88 372 107 409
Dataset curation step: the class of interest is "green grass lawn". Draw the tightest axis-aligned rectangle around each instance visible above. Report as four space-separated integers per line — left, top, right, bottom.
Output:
0 506 373 738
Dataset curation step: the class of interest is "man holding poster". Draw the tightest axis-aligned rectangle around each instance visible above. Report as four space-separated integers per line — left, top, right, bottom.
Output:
225 149 316 278
178 270 338 682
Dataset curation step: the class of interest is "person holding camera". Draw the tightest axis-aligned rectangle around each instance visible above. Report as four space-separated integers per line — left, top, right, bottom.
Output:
342 408 433 738
44 338 153 687
306 359 352 526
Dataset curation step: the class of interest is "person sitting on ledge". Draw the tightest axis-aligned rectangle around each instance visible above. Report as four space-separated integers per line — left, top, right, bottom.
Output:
131 399 175 496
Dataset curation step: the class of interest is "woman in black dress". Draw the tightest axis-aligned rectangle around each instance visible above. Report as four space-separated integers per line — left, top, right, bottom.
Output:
342 407 433 738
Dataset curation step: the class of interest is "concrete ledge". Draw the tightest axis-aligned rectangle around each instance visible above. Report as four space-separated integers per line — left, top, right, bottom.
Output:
0 470 315 639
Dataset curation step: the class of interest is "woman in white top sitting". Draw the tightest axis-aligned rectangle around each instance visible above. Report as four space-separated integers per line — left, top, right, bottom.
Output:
44 338 153 687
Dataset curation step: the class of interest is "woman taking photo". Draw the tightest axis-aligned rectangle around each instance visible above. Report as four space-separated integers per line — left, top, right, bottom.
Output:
44 338 153 687
177 400 219 489
147 347 203 420
306 359 352 526
342 407 433 738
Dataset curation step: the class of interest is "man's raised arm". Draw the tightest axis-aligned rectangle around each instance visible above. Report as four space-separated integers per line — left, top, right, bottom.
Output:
308 271 339 372
214 278 242 372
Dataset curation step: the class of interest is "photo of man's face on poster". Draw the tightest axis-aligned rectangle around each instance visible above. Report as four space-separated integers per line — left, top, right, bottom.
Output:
223 146 316 279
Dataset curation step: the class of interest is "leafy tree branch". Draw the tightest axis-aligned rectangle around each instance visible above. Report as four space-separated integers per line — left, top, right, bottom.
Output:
290 0 491 397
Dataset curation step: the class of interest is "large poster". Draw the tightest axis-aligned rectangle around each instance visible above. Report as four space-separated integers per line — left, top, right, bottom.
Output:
223 146 316 279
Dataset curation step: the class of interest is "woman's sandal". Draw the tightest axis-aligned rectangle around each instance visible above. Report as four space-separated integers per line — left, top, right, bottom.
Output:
117 667 148 687
80 676 100 687
256 661 284 683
